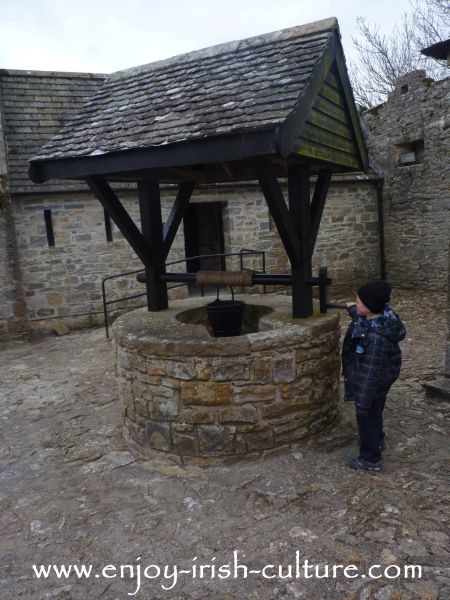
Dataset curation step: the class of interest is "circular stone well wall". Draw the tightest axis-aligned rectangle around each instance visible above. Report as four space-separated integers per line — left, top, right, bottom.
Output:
112 294 341 464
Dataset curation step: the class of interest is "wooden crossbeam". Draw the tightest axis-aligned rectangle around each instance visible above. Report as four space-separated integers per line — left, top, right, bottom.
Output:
255 158 303 268
311 170 332 252
85 176 152 265
163 181 195 260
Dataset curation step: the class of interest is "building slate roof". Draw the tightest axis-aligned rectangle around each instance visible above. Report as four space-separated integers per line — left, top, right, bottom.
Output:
0 70 105 193
33 18 338 162
420 39 450 61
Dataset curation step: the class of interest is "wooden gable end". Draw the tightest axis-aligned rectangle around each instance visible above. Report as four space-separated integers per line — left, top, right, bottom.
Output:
296 65 363 170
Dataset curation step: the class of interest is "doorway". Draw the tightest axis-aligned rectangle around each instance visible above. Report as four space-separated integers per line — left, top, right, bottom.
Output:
183 202 225 296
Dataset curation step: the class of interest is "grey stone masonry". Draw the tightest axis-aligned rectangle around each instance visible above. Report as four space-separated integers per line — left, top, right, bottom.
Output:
5 179 380 338
216 178 381 296
422 239 450 400
0 96 29 341
113 295 341 464
447 239 450 376
363 71 449 291
9 189 186 334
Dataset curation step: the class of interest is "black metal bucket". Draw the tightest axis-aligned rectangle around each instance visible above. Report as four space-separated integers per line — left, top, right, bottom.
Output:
206 286 245 337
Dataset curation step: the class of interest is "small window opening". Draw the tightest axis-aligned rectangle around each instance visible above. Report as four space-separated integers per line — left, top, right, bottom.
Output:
104 209 113 242
394 139 424 166
401 84 408 94
44 209 55 247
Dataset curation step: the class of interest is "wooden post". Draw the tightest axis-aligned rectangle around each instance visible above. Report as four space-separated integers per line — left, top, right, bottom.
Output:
288 164 313 317
138 179 168 311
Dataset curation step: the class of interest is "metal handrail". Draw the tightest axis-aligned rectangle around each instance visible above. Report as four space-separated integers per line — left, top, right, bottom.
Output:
101 249 266 338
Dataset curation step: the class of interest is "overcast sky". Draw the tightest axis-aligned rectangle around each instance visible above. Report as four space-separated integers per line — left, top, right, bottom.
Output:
1 0 415 74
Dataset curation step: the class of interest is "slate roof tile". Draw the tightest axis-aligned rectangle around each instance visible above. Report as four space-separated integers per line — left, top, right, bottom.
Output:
0 70 105 193
32 18 338 162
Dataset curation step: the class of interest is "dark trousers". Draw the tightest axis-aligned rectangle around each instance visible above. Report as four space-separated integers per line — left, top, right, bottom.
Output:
356 394 387 463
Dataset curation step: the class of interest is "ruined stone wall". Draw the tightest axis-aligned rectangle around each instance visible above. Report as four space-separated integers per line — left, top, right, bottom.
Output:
446 239 450 377
363 71 449 291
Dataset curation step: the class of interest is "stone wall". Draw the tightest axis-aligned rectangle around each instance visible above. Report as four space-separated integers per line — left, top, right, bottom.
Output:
313 179 380 294
196 179 380 299
0 188 22 340
11 188 189 333
8 179 380 337
0 101 29 341
113 296 341 464
1 68 448 342
363 71 449 291
446 239 450 377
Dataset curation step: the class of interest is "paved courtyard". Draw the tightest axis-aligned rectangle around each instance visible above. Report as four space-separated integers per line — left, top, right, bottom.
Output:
0 289 449 600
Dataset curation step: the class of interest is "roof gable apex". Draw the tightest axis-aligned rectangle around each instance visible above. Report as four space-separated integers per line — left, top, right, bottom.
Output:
278 38 368 171
277 36 336 156
333 40 368 171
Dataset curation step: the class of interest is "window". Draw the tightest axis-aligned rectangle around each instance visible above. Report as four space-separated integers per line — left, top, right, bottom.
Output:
44 209 55 247
104 209 113 241
394 139 424 166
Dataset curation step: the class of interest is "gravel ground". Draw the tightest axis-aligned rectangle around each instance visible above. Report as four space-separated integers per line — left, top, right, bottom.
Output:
0 289 449 600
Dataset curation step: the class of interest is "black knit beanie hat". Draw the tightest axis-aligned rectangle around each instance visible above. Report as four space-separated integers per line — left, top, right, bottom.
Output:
357 280 392 314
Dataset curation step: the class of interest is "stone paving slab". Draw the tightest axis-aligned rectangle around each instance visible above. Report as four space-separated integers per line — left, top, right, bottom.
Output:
422 378 450 402
0 290 449 600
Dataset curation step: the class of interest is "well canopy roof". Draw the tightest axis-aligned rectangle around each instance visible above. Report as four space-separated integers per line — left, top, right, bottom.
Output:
30 17 368 183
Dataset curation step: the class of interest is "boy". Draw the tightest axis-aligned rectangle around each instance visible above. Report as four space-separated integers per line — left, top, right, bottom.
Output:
342 280 406 471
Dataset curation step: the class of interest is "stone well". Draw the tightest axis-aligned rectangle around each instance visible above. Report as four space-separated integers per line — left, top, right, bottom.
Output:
112 294 341 464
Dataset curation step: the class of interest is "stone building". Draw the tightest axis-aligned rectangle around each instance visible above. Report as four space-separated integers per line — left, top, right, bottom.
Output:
0 51 448 342
364 70 449 291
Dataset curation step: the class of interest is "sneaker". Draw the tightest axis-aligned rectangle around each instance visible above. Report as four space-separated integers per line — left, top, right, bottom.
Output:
347 456 381 472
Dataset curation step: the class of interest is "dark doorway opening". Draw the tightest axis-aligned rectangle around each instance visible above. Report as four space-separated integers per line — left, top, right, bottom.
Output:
183 202 225 296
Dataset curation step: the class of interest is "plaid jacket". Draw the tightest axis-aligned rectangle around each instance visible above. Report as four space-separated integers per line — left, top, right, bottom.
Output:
342 305 406 414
